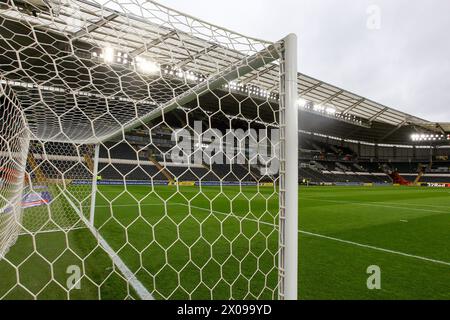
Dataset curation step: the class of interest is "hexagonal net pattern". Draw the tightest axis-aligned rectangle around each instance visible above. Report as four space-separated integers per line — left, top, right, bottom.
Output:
0 0 296 300
0 79 30 258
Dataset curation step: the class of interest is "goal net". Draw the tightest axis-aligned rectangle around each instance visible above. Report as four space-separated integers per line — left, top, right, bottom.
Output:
0 0 298 300
0 79 30 258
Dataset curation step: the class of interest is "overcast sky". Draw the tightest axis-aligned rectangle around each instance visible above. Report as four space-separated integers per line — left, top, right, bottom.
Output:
158 0 450 122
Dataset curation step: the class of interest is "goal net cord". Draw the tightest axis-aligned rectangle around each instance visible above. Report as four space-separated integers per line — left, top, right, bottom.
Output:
0 78 30 258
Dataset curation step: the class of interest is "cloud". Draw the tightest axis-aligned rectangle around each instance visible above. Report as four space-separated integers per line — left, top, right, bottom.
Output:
159 0 450 121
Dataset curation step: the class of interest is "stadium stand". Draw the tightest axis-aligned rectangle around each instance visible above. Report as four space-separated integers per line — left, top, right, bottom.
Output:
23 129 450 185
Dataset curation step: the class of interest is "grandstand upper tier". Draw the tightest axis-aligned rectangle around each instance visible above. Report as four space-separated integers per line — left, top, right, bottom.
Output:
0 0 441 145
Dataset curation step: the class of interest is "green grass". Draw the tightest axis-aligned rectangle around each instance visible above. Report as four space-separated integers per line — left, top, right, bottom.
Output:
1 185 449 300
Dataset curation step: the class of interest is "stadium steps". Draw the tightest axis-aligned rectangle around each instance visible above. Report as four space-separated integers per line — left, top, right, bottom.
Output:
336 162 351 172
148 155 175 183
301 167 326 182
414 171 424 184
413 163 427 184
83 145 95 173
27 151 46 183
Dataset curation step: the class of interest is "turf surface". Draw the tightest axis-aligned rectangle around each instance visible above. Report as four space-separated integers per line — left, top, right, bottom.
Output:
0 185 449 300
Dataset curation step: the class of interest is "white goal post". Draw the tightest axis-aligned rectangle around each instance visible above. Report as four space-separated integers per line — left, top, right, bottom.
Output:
279 33 299 300
0 0 298 300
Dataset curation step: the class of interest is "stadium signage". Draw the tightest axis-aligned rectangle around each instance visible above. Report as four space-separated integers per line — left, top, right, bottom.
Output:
169 181 196 187
426 182 450 188
260 182 275 187
197 181 257 187
72 180 168 186
2 188 53 214
21 191 52 209
72 180 262 187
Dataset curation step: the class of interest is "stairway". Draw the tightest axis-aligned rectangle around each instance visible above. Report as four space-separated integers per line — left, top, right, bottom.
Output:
148 156 175 183
27 153 46 183
336 162 350 172
413 171 424 184
413 163 427 184
83 145 95 172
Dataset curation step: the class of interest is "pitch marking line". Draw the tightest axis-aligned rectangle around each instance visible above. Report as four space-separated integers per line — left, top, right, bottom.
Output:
95 191 450 212
176 203 450 268
299 230 450 267
84 203 163 208
19 226 88 236
300 196 449 214
88 201 450 268
368 201 450 210
58 186 155 300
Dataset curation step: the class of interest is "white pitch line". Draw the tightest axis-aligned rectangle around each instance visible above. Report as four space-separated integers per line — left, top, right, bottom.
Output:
299 230 450 267
86 199 450 268
368 201 450 210
82 203 165 208
73 197 450 216
175 202 277 227
175 203 450 268
57 186 154 300
96 189 450 211
300 196 449 215
19 226 88 236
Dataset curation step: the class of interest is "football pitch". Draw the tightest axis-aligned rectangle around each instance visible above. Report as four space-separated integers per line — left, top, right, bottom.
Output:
0 185 449 300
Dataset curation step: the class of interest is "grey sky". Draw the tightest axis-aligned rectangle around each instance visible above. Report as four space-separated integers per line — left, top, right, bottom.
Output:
158 0 450 122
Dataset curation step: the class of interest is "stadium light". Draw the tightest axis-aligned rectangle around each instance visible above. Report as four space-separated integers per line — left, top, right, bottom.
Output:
297 98 365 126
136 57 160 74
313 104 325 112
103 46 115 64
326 106 336 115
223 81 279 101
411 133 450 141
297 97 307 107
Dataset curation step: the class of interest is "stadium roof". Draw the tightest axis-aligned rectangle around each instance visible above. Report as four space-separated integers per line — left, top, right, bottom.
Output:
0 0 433 143
412 122 450 133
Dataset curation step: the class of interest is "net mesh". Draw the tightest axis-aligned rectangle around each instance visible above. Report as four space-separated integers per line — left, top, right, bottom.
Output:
0 0 292 300
0 79 30 258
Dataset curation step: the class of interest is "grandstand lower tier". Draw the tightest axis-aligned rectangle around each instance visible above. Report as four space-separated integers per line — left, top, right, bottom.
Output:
24 154 450 185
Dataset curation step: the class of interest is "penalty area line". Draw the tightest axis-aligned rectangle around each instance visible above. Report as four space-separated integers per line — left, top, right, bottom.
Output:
176 203 450 268
84 200 450 269
299 230 450 267
300 196 449 215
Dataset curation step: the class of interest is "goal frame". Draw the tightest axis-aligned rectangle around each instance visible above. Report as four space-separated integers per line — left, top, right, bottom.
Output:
84 34 299 300
278 33 299 300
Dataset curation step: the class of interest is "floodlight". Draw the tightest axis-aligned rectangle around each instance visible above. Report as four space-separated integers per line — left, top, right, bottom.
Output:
297 97 307 107
136 57 160 74
103 46 115 64
326 107 336 115
314 104 325 112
